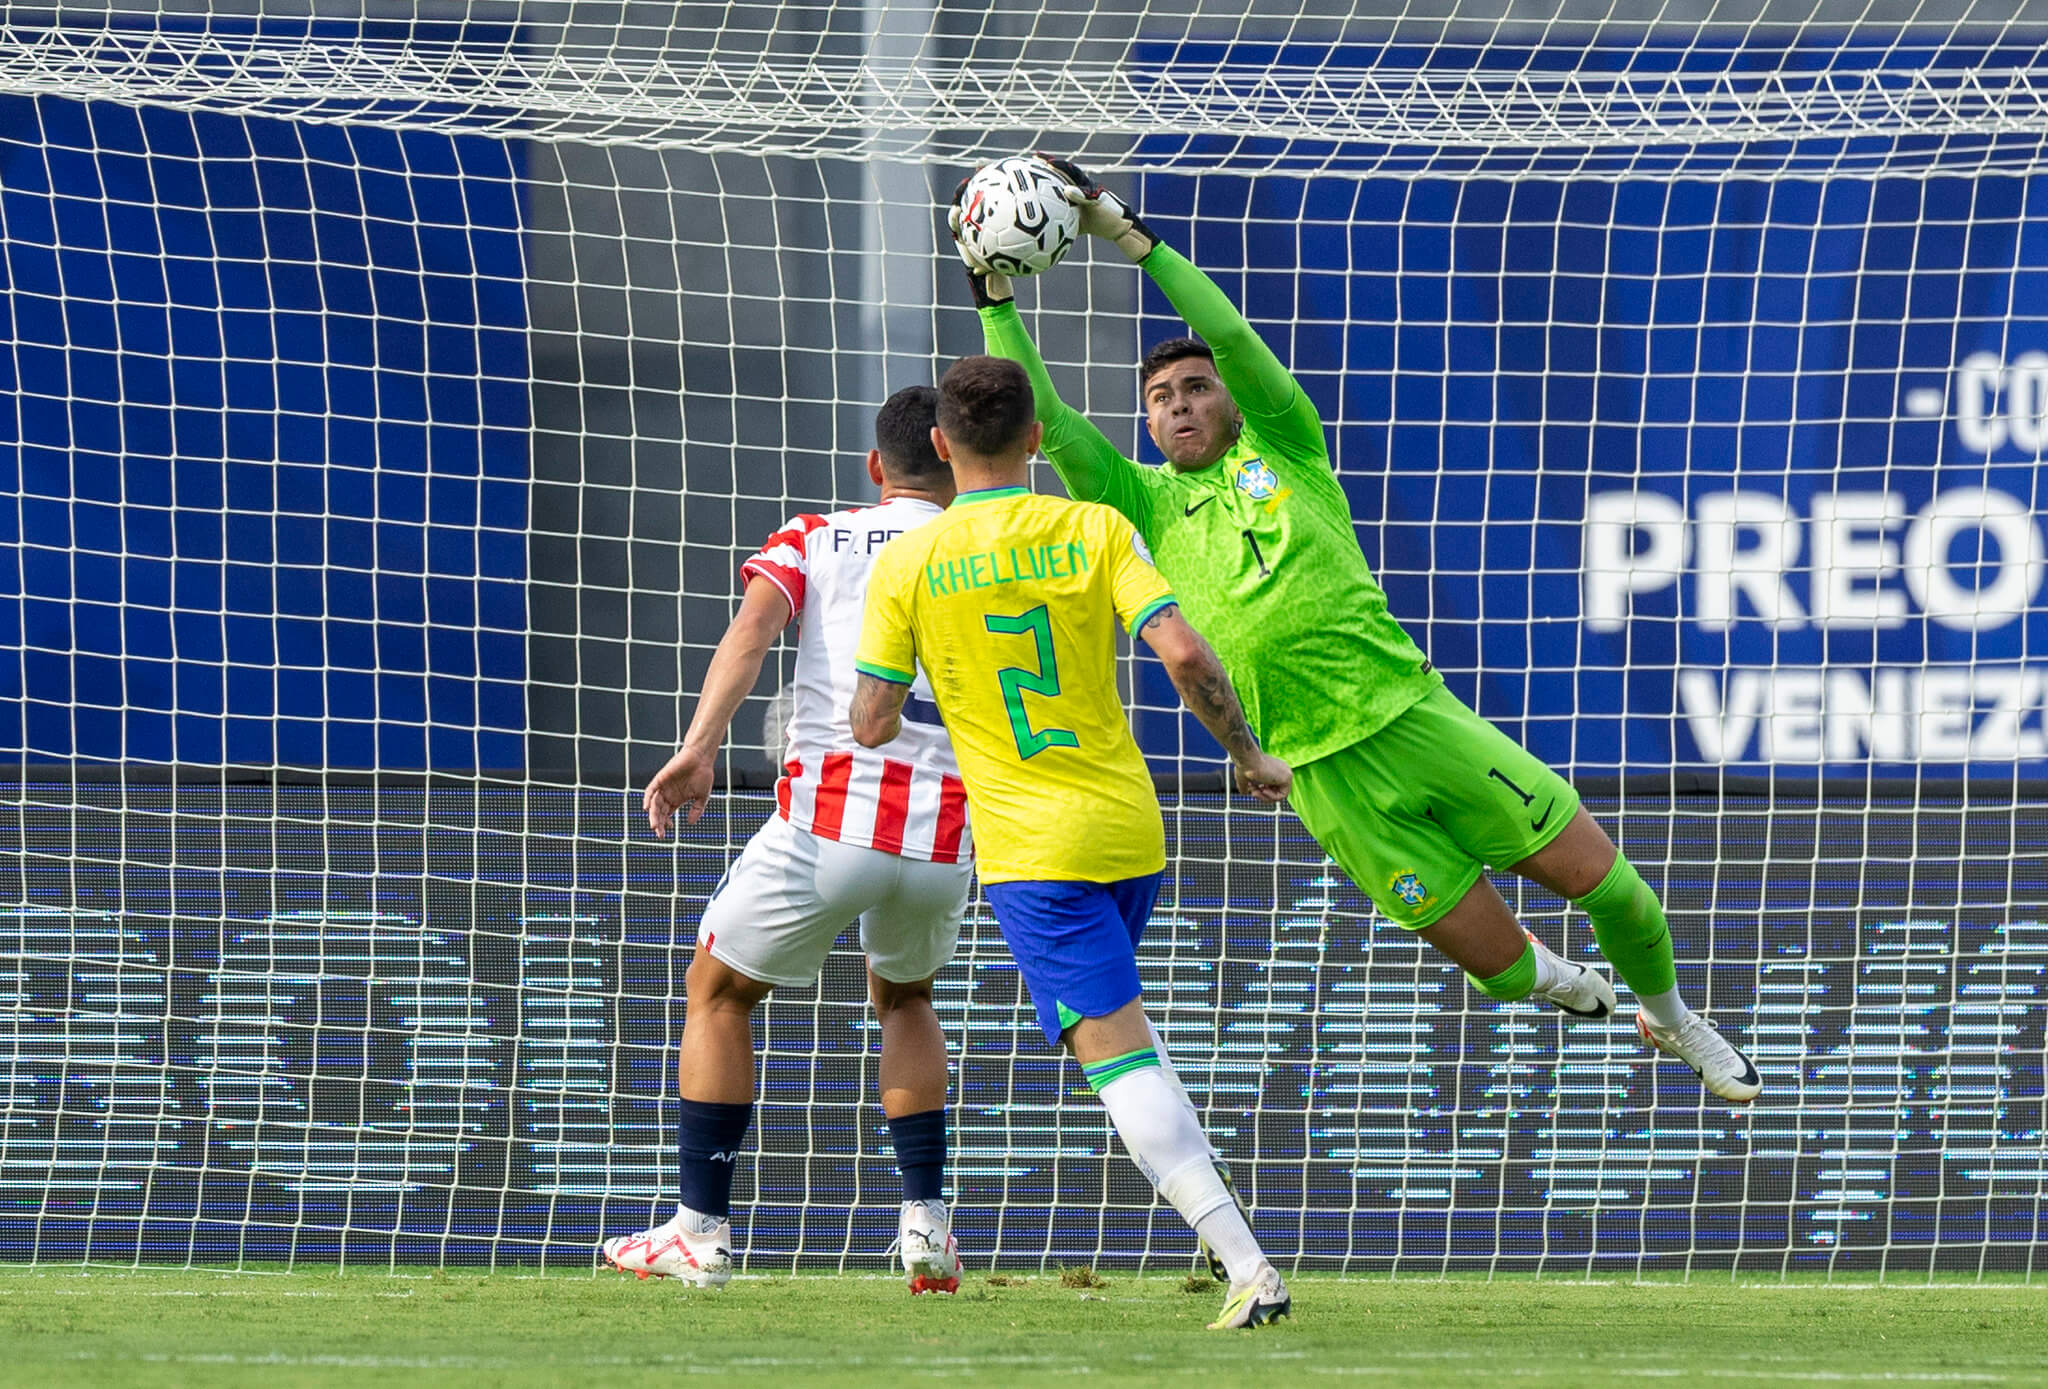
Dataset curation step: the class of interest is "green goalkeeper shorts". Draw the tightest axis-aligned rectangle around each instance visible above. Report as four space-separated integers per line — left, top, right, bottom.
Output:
1287 684 1580 930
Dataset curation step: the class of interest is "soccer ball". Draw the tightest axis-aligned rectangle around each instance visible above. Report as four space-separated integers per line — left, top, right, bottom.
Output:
955 157 1080 277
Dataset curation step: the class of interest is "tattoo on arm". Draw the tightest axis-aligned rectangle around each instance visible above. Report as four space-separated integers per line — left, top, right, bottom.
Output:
850 672 908 745
1146 610 1260 762
1177 656 1260 762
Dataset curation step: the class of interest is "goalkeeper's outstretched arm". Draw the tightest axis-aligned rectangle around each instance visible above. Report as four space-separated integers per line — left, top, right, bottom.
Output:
949 177 1152 520
966 273 1149 516
1142 246 1325 462
1041 157 1328 464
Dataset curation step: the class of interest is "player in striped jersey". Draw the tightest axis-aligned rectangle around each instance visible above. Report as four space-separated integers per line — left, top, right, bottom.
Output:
853 356 1294 1329
602 387 971 1294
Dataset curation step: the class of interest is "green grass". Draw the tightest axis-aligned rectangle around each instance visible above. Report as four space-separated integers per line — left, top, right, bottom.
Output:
2 1266 2043 1387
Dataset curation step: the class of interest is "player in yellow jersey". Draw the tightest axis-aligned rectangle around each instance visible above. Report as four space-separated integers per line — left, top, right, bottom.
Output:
851 356 1293 1330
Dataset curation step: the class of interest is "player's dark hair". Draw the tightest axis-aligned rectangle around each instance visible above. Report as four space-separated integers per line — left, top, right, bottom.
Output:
874 384 944 480
1139 336 1215 393
937 355 1035 457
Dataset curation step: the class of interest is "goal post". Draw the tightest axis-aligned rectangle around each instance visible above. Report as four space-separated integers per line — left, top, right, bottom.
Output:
1 4 2044 1276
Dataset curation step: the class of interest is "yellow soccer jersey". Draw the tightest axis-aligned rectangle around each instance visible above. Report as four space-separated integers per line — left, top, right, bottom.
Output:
856 485 1176 884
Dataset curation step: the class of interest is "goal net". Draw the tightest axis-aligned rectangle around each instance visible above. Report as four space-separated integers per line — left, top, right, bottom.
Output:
2 2 2044 1277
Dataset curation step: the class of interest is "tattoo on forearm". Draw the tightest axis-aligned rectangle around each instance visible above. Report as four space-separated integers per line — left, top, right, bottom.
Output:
1172 650 1259 762
849 677 881 728
850 672 905 741
1144 607 1259 760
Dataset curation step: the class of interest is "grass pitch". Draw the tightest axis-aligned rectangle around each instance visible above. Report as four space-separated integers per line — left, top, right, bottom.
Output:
3 1266 2042 1387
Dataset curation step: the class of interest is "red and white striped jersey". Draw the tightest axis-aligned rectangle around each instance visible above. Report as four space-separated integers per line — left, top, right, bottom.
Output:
740 497 971 864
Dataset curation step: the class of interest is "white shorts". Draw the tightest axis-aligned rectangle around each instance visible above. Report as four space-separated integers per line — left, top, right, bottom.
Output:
698 812 972 988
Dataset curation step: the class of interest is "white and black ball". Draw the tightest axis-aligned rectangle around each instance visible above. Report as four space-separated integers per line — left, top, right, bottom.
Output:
955 156 1081 277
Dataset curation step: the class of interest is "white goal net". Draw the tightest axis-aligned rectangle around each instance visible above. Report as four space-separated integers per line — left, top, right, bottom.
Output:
1 1 2045 1276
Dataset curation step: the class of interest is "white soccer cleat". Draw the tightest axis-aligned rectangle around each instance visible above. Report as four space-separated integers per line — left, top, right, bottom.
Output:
1637 1010 1763 1104
899 1199 962 1295
601 1207 733 1288
1209 1262 1291 1330
1529 940 1617 1019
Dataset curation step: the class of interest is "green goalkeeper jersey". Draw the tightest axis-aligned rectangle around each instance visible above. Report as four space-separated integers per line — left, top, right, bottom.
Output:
980 244 1441 766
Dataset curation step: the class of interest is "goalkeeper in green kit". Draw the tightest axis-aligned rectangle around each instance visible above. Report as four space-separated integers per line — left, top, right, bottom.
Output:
950 157 1760 1106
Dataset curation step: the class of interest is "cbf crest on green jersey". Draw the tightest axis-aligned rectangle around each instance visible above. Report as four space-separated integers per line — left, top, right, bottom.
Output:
1233 457 1284 505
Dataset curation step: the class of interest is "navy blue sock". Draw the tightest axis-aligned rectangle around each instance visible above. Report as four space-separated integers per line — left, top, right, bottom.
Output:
887 1107 948 1204
676 1098 753 1219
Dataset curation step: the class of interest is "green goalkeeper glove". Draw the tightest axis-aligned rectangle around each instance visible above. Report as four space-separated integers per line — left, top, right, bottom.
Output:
947 172 1014 309
1033 154 1159 263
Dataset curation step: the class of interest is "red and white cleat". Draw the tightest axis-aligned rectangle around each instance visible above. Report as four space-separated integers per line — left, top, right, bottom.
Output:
899 1199 961 1295
601 1207 733 1288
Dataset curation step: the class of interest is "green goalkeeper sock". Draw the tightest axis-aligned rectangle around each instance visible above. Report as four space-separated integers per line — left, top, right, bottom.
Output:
1467 941 1537 1001
1576 853 1678 999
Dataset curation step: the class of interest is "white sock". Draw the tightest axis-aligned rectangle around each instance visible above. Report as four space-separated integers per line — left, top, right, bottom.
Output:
1145 1019 1221 1163
1528 937 1572 994
1095 1064 1266 1285
676 1205 724 1234
1637 987 1689 1029
1191 1205 1267 1287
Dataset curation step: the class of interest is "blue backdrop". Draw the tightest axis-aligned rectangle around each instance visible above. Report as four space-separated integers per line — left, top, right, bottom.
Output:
0 85 528 771
5 37 2046 780
1132 169 2048 777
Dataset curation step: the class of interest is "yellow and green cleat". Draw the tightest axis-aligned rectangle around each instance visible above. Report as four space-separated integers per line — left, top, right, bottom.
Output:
1208 1264 1291 1330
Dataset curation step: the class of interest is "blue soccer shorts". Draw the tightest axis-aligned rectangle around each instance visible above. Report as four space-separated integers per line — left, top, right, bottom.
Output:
982 872 1162 1045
